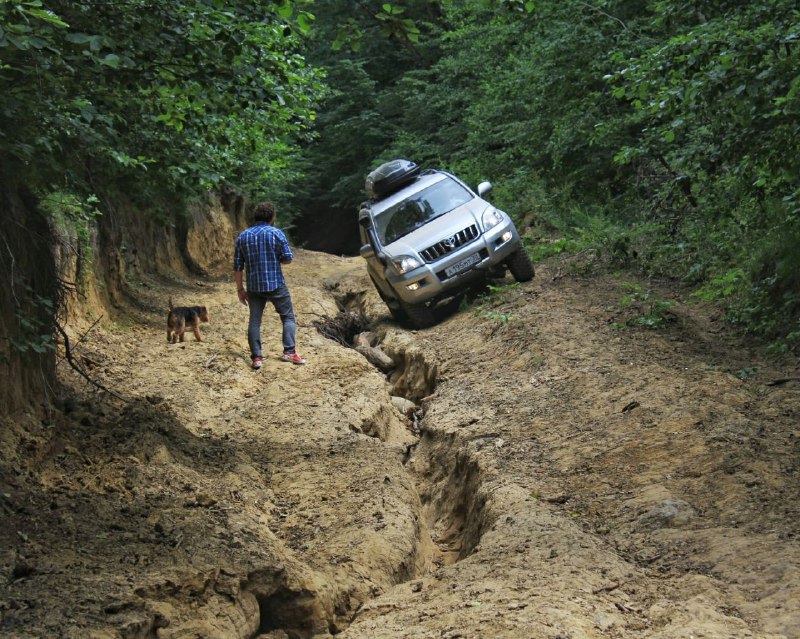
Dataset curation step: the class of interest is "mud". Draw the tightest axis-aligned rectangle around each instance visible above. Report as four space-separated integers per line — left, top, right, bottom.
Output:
1 249 799 638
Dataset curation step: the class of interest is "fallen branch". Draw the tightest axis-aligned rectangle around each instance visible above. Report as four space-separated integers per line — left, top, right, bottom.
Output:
766 376 800 386
592 582 622 595
55 321 125 401
615 602 638 614
70 315 103 351
312 309 371 348
638 552 662 564
55 316 103 368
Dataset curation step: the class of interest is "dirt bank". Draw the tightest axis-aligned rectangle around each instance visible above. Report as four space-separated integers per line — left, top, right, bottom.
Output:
1 249 799 638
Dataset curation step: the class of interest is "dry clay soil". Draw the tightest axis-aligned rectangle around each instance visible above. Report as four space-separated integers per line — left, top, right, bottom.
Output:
2 249 800 639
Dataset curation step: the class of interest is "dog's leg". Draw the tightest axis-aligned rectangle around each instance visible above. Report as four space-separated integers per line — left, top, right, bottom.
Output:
174 318 184 343
191 319 203 342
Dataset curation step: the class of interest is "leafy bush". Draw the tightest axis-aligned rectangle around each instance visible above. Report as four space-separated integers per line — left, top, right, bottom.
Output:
619 283 676 329
40 192 101 289
10 293 57 358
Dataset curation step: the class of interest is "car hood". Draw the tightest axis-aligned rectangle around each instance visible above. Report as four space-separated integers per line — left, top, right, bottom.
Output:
383 199 489 256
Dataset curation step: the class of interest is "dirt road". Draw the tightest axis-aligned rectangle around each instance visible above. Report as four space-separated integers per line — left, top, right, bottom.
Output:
1 249 799 638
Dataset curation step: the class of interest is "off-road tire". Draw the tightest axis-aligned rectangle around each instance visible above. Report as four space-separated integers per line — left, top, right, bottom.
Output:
369 274 407 323
398 299 437 329
507 247 535 282
387 304 406 322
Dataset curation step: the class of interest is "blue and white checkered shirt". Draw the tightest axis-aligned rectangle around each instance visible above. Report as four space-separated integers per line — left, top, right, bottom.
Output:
233 223 293 293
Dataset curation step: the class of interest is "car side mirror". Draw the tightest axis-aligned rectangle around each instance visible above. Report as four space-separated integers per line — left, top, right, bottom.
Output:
477 181 492 197
360 244 376 259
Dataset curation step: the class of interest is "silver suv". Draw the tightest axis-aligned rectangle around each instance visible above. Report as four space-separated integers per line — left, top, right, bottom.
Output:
358 161 534 327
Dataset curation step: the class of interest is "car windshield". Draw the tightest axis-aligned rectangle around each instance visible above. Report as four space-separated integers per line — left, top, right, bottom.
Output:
375 177 473 244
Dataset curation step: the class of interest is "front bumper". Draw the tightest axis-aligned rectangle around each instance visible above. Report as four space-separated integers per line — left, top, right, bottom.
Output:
385 221 521 304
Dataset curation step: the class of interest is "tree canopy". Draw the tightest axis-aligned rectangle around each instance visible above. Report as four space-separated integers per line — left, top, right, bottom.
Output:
1 0 798 354
0 0 324 203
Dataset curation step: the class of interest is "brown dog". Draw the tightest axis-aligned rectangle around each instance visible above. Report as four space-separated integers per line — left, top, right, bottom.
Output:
167 297 209 343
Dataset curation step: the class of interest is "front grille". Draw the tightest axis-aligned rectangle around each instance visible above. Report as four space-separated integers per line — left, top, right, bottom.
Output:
420 225 480 262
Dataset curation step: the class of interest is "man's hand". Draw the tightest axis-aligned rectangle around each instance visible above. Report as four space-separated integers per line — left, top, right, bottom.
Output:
234 270 247 304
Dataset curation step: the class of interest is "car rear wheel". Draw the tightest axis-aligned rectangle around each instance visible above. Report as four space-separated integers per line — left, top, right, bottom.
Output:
507 247 535 282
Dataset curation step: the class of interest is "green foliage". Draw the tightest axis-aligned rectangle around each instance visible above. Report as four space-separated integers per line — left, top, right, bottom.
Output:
734 367 759 380
0 0 325 208
726 220 800 344
287 0 443 247
39 191 101 289
527 237 581 261
523 204 640 275
610 1 800 208
40 191 101 242
373 3 421 42
693 269 746 303
331 2 426 51
301 0 652 237
596 0 800 345
483 281 520 298
469 280 518 323
419 0 798 345
618 283 676 330
478 309 513 324
9 291 57 358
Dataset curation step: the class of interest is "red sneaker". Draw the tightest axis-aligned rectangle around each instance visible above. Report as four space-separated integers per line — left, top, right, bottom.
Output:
252 357 263 370
280 352 307 365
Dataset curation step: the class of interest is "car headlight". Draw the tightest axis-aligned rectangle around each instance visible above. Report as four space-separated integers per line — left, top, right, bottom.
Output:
392 255 422 275
482 207 504 231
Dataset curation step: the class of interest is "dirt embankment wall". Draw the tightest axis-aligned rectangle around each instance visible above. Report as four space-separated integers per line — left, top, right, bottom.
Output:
93 188 246 311
0 184 246 415
0 181 58 415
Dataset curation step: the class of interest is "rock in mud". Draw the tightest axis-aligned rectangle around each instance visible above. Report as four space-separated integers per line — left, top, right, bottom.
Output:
390 396 417 416
355 345 395 372
636 498 696 530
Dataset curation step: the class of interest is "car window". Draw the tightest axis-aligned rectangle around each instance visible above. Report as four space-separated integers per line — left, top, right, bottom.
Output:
376 177 472 244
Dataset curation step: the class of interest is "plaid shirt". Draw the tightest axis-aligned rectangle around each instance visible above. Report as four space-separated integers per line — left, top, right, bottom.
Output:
233 223 293 293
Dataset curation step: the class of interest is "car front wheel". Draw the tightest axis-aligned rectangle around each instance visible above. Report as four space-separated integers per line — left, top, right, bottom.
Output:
507 247 535 282
398 299 437 329
369 274 407 322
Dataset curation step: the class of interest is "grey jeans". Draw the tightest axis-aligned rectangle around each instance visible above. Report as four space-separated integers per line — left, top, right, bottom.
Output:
247 286 297 358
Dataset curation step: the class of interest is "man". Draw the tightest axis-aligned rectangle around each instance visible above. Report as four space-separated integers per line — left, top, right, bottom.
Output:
234 201 306 369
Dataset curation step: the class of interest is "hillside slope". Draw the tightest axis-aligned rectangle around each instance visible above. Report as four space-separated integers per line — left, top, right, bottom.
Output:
1 249 799 638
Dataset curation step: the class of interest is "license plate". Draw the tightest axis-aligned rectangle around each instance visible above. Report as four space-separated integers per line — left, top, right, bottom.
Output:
444 252 481 278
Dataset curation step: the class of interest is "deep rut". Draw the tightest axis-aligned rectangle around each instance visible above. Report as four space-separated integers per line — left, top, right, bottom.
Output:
9 247 800 638
266 288 498 636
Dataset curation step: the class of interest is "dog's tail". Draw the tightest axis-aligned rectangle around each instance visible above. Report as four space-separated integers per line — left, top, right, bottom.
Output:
168 296 174 311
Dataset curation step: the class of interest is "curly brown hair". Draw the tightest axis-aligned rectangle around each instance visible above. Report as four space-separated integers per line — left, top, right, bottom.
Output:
252 201 276 224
